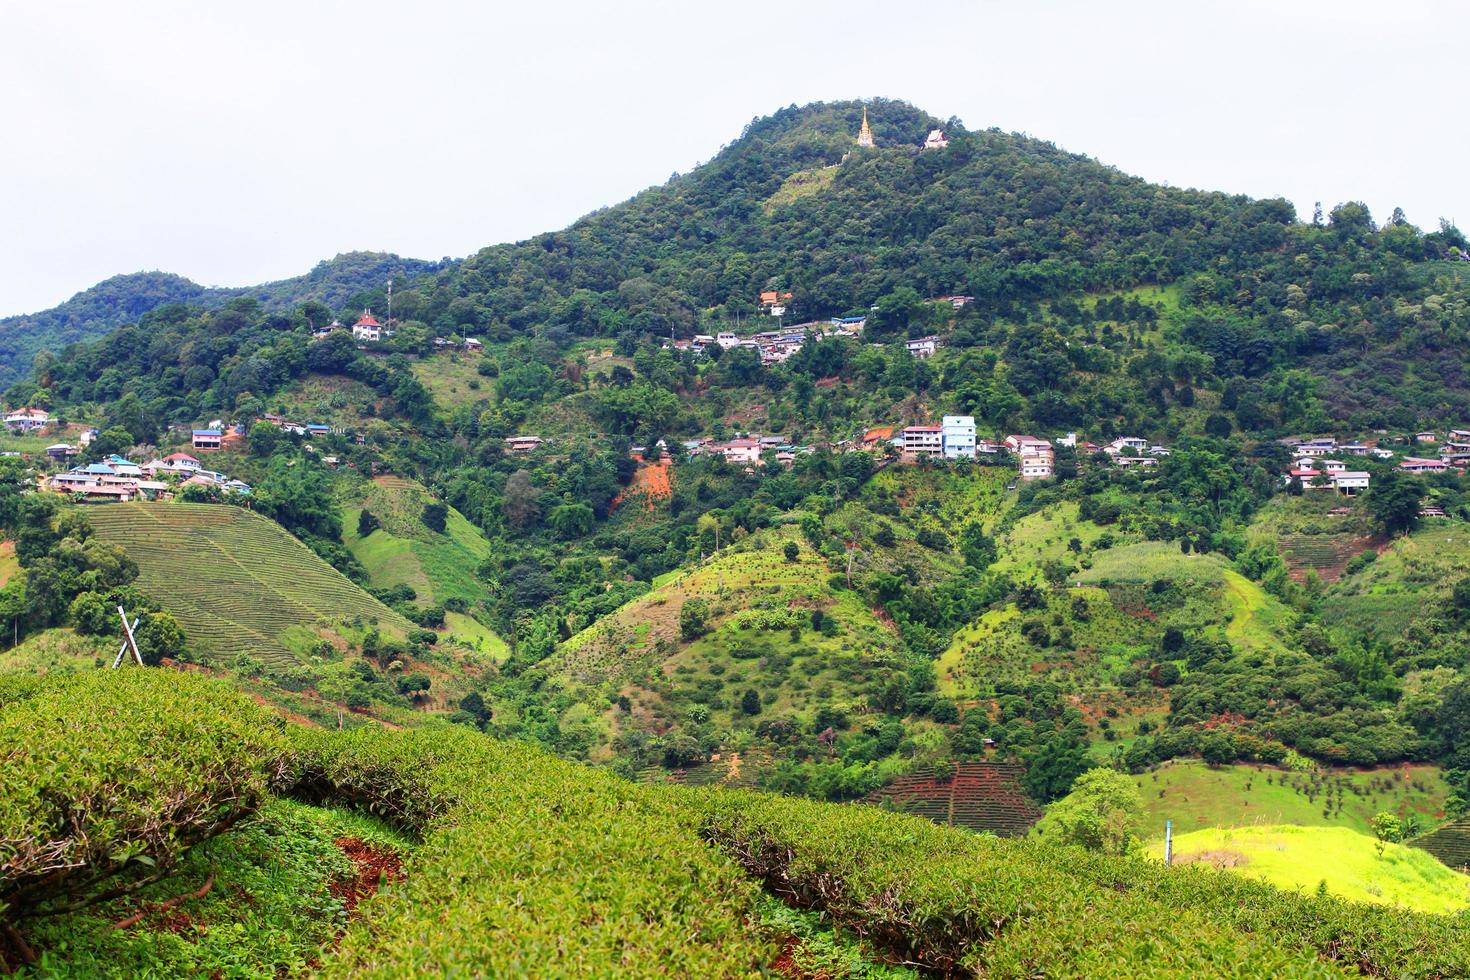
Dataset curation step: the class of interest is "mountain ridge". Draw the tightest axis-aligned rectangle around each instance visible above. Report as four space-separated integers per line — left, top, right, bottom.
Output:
0 250 446 387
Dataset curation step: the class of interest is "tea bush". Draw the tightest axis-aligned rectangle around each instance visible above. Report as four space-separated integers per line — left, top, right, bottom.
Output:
694 788 1470 978
0 671 290 922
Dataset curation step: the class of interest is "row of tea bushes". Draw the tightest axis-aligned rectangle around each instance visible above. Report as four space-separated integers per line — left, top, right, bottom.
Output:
286 726 775 977
694 788 1470 978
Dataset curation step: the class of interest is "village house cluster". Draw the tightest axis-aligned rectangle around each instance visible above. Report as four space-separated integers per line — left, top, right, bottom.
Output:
667 314 868 366
1278 430 1470 494
877 420 1168 483
45 452 251 503
666 293 973 367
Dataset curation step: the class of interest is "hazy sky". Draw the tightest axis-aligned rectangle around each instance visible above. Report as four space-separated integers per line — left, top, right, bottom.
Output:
3 0 1464 317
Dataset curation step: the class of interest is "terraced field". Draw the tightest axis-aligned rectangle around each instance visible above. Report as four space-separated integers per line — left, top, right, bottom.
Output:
88 503 412 666
1412 819 1470 871
866 762 1043 837
1279 533 1379 583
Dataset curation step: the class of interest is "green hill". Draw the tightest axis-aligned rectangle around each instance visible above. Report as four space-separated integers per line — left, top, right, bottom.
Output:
86 502 413 667
506 527 909 769
341 474 508 656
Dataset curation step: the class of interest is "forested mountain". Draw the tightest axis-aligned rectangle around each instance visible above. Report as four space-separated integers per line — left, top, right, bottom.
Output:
0 251 444 388
11 101 1470 968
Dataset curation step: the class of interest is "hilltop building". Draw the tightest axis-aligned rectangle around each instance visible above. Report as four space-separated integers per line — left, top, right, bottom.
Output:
856 106 874 148
352 310 392 342
924 128 949 150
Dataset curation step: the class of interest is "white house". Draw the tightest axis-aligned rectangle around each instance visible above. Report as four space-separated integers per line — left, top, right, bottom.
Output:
906 336 942 359
1321 459 1347 473
1400 457 1449 474
721 439 762 464
941 416 977 459
1004 435 1052 457
4 408 49 432
1020 454 1054 481
901 426 943 457
351 310 391 342
716 332 740 349
1332 471 1370 496
1106 437 1149 455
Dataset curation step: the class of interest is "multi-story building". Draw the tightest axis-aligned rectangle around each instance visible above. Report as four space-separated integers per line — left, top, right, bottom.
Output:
901 426 943 457
941 416 976 459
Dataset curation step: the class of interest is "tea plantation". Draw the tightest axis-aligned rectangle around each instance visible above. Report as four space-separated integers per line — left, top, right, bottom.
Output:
8 670 1470 978
87 503 413 666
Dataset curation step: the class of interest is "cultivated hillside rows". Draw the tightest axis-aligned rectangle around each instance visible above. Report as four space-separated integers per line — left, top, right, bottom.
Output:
87 503 412 665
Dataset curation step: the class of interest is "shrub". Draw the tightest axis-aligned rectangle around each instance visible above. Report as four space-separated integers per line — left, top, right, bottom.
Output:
0 672 289 923
679 598 710 641
695 786 1470 977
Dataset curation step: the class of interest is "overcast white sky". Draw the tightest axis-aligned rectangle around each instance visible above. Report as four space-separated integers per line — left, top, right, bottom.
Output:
2 0 1464 317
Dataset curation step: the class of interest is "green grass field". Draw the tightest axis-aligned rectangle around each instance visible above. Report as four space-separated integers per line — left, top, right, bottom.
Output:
87 502 413 666
342 475 494 607
1159 825 1470 914
1128 760 1449 838
409 352 494 413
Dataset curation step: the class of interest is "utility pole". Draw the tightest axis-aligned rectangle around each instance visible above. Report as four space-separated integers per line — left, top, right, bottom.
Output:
386 278 393 326
1164 819 1173 866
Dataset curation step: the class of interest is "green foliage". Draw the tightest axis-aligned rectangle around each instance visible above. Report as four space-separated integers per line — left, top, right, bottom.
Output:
1047 767 1144 855
421 500 448 534
17 799 406 978
698 786 1470 977
1366 470 1422 536
285 727 774 976
0 671 289 922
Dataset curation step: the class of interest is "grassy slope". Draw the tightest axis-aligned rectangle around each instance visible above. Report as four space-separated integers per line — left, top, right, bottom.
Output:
1126 759 1449 837
1321 520 1470 643
1159 825 1470 914
87 502 413 665
409 351 493 413
341 475 493 605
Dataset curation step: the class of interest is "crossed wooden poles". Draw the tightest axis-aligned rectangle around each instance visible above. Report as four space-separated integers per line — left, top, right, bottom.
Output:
110 605 144 669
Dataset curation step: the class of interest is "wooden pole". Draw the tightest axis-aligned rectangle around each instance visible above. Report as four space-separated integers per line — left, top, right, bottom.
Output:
116 606 144 667
111 617 141 669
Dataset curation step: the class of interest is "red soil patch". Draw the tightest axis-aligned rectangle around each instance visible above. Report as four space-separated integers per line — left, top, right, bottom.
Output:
612 457 674 513
772 936 804 978
331 838 404 920
865 762 1043 837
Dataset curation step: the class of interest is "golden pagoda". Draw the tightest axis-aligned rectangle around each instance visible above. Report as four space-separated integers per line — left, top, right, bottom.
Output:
856 106 874 148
